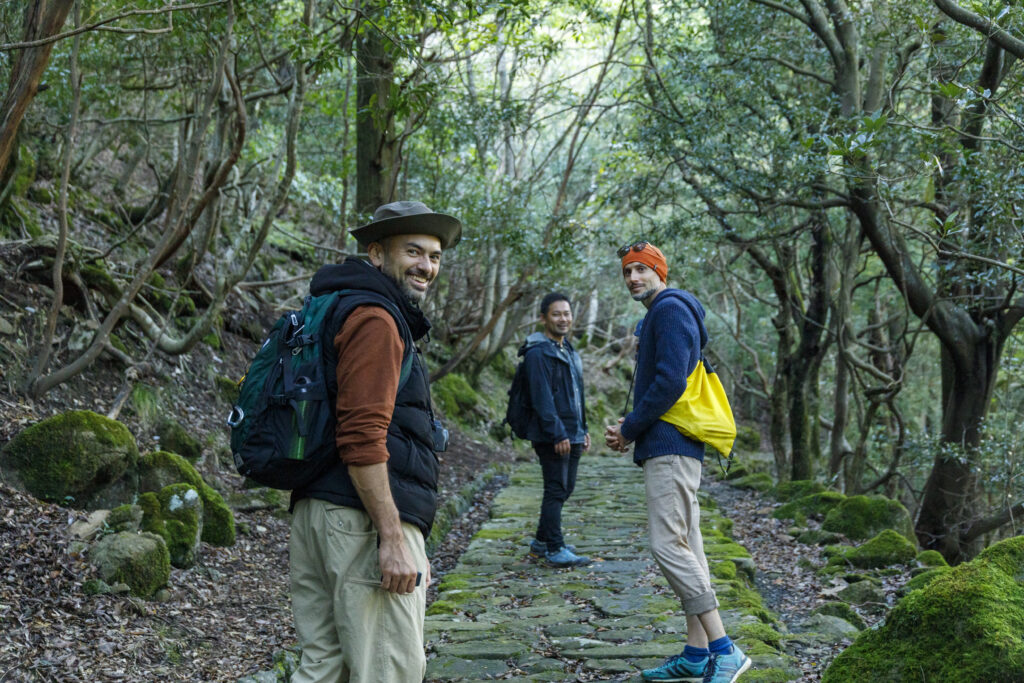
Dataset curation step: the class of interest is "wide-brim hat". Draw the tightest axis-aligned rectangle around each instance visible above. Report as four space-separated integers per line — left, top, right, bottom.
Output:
350 200 462 250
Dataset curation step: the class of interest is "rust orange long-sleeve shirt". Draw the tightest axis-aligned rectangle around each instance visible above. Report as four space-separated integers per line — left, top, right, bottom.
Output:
332 306 404 466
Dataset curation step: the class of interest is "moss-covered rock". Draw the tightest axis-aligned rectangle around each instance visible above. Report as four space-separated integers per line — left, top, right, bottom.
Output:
138 451 235 547
915 549 949 568
774 479 826 502
90 531 170 598
0 410 139 509
822 494 916 545
214 375 241 405
837 580 887 607
828 529 917 569
811 601 866 630
795 529 843 546
733 424 761 452
731 472 774 492
431 373 480 419
824 535 1024 682
106 504 143 533
900 566 953 596
773 491 846 524
140 483 203 568
80 262 123 299
713 560 738 580
155 419 202 460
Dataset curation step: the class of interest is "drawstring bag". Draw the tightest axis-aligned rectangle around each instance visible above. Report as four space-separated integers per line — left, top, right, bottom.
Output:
660 356 736 461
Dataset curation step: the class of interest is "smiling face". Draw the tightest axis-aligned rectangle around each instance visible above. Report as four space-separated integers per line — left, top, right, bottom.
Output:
541 299 573 342
368 234 443 303
623 261 666 305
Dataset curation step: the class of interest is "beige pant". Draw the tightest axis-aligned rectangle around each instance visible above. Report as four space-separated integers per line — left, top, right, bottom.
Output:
643 454 719 616
289 498 427 683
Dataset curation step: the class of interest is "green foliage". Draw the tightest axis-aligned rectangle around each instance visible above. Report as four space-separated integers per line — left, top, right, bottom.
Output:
824 536 1024 682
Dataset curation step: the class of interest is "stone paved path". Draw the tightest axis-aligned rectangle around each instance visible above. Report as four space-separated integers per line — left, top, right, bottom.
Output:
424 453 797 682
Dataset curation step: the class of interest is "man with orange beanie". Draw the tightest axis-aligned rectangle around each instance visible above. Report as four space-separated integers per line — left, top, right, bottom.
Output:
605 241 750 683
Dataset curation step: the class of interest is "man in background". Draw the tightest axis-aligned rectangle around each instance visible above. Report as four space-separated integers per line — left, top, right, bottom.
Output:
517 292 591 567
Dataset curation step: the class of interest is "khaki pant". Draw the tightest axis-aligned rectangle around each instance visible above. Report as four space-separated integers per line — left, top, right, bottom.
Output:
643 454 719 616
289 498 427 683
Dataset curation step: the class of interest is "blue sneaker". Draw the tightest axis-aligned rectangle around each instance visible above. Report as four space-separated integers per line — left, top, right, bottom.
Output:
544 546 589 567
642 652 708 682
529 539 576 556
702 644 750 683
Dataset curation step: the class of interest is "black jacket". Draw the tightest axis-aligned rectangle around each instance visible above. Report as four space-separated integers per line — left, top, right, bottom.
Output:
518 332 588 445
290 258 440 535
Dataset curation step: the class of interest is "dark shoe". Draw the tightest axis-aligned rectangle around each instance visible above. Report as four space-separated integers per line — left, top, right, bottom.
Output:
545 546 589 567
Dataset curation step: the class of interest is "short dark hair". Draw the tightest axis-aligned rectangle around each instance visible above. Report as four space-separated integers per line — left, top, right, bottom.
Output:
540 292 571 316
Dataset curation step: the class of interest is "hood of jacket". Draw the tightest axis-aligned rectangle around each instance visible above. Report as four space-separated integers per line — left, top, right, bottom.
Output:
638 288 708 349
309 257 431 341
518 331 574 361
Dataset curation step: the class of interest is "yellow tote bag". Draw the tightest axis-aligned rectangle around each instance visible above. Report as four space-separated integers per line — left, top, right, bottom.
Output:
660 358 736 458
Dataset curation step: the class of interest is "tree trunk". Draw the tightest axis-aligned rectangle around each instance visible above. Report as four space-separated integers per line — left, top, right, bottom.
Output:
0 0 74 190
355 0 394 215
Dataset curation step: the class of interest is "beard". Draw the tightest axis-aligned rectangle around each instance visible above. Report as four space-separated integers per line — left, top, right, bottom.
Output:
381 256 430 304
631 286 657 302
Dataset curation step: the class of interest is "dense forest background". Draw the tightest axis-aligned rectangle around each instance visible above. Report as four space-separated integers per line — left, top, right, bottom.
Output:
1 0 1023 568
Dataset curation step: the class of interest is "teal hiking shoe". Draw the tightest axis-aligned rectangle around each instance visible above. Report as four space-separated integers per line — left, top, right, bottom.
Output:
701 645 751 683
529 539 576 556
641 652 708 682
544 546 589 567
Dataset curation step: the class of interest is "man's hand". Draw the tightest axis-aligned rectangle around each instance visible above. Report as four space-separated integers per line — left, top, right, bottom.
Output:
583 433 591 452
554 438 571 455
378 534 420 594
604 418 631 452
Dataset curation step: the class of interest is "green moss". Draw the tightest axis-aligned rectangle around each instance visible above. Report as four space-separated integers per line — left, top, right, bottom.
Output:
202 331 222 349
438 577 471 591
773 491 846 522
830 529 919 570
91 531 170 598
736 621 783 648
824 536 1024 682
109 333 128 354
916 549 949 568
811 602 866 630
704 541 752 559
145 272 174 311
11 144 37 196
473 527 518 540
719 581 765 611
214 375 241 405
774 480 826 502
431 373 480 418
733 425 761 452
142 483 203 568
715 517 734 537
106 504 143 533
822 494 916 545
722 464 749 481
732 472 774 492
155 419 202 460
426 600 459 615
795 529 843 546
139 451 235 547
81 263 123 299
0 410 138 507
742 668 793 683
713 561 738 580
129 384 162 428
903 567 952 594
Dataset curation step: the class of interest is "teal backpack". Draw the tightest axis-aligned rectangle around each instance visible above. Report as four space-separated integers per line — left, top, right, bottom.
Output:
227 290 413 489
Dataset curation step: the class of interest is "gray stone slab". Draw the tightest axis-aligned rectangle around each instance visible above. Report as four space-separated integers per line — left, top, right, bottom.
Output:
425 656 509 681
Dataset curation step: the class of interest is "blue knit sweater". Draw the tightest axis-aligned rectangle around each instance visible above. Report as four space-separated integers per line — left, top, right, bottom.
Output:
620 288 708 464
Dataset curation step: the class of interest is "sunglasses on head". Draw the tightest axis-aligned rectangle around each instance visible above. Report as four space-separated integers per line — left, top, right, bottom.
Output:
617 240 651 258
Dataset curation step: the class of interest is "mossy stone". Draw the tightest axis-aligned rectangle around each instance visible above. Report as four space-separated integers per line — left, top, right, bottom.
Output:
822 494 916 545
733 424 760 452
141 483 203 568
713 560 738 580
80 262 123 299
823 535 1024 682
811 602 866 630
773 491 846 522
916 549 949 568
731 472 773 492
155 419 202 460
831 529 917 569
431 373 480 418
138 451 235 547
774 480 826 502
90 531 170 598
0 410 138 509
214 375 241 405
901 566 953 595
735 621 783 648
795 529 843 546
106 504 143 532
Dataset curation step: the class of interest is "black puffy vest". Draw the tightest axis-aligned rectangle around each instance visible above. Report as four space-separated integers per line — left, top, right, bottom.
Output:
290 260 439 535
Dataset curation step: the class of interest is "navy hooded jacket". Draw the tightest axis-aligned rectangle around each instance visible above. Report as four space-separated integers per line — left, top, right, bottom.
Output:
620 288 707 464
518 332 588 445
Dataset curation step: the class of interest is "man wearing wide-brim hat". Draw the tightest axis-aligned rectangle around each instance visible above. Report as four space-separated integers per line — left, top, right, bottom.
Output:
289 200 461 683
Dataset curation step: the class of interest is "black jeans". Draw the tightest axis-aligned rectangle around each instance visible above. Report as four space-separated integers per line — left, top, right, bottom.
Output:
534 442 583 553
